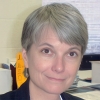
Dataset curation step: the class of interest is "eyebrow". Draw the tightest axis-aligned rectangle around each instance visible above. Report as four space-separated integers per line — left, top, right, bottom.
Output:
68 46 81 52
38 43 54 48
38 43 81 52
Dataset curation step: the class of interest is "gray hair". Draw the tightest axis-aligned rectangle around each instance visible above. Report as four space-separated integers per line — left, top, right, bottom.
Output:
21 3 88 55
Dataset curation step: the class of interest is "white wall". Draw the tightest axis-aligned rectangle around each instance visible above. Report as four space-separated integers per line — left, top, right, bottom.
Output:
0 0 42 67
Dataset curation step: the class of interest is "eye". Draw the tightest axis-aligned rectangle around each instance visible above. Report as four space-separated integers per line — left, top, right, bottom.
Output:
42 49 52 55
68 52 77 57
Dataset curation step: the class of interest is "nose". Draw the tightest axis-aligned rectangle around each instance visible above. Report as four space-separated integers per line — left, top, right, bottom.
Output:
51 56 65 73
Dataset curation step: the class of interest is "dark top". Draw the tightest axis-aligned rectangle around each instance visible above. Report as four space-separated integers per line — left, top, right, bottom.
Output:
0 78 83 100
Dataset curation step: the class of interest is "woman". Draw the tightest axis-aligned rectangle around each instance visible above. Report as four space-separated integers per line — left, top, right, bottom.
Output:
0 3 88 100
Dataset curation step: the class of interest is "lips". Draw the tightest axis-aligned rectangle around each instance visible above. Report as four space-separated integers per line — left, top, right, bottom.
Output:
46 76 65 82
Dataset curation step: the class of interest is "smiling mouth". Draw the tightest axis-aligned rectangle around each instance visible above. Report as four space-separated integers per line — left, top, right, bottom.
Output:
46 76 65 82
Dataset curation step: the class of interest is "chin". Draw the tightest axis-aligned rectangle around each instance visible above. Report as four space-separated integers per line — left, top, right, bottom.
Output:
44 85 67 94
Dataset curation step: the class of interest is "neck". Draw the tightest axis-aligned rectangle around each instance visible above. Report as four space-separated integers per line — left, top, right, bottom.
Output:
29 80 61 100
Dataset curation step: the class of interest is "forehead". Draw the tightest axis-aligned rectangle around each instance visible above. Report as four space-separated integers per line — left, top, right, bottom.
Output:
36 26 59 43
35 27 81 49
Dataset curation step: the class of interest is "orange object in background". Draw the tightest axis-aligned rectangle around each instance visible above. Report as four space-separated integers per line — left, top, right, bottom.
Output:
16 52 27 88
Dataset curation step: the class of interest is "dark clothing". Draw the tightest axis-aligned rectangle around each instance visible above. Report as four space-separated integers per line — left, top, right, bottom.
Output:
0 78 83 100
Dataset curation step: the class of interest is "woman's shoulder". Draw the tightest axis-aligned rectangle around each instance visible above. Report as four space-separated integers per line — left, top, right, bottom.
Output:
0 78 30 100
61 92 84 100
0 90 17 100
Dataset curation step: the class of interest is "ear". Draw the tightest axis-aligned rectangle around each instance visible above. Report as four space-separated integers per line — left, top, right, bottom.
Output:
81 55 83 62
22 48 29 68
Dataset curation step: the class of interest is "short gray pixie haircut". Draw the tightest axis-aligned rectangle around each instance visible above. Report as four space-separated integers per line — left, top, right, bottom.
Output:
21 3 88 55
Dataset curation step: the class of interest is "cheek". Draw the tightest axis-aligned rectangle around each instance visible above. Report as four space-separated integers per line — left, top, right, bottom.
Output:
66 61 81 76
67 67 78 78
28 55 52 73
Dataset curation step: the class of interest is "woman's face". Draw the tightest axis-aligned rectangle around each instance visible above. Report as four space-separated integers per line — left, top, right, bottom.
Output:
22 27 82 94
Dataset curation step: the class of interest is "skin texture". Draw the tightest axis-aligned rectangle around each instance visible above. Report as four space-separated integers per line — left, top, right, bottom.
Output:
22 27 82 100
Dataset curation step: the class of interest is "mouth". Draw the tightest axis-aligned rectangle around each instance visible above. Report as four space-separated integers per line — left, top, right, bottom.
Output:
46 76 65 82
